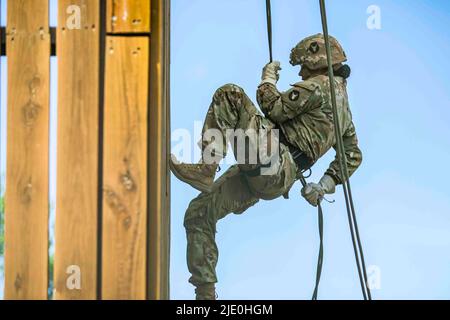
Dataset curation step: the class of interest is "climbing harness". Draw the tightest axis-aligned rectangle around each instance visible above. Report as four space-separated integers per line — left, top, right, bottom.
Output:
264 0 372 300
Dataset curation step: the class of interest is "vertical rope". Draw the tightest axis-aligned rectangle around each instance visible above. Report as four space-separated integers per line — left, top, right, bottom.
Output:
265 0 325 300
299 176 324 300
318 0 372 300
265 0 273 62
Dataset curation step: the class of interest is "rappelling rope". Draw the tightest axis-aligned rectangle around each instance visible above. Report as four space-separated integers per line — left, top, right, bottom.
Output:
265 0 324 301
299 175 324 301
266 0 273 63
264 0 372 300
318 0 372 300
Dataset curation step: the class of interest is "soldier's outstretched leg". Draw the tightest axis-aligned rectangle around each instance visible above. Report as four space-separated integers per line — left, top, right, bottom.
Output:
184 166 259 300
171 84 268 192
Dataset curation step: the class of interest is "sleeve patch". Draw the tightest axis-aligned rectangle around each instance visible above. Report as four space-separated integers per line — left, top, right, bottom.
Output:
289 90 300 101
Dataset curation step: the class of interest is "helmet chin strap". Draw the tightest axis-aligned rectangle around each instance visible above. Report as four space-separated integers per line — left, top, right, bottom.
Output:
299 66 311 80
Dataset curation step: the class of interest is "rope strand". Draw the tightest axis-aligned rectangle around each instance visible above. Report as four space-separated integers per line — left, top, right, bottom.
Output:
318 0 372 300
299 175 324 300
264 0 371 300
266 0 273 63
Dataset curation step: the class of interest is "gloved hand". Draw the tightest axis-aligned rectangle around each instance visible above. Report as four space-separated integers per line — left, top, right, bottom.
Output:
301 175 336 207
260 61 282 86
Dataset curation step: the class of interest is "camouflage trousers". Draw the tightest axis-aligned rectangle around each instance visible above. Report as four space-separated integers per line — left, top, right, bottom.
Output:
184 84 298 286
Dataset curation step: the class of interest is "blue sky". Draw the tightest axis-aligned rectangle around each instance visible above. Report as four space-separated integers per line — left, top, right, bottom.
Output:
1 0 450 300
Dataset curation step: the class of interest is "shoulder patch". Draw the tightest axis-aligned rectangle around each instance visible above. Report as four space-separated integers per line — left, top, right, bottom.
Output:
289 90 300 101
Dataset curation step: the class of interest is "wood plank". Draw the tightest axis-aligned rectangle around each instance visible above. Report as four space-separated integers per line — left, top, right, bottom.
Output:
106 0 150 34
148 0 171 300
5 0 50 300
54 0 100 300
102 36 148 300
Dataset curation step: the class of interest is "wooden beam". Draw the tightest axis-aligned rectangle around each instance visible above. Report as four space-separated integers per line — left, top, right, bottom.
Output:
4 0 50 300
54 0 100 300
0 27 57 56
106 0 151 34
148 0 171 300
102 36 149 300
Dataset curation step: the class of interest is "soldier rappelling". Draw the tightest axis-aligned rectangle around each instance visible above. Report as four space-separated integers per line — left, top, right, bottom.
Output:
170 32 363 300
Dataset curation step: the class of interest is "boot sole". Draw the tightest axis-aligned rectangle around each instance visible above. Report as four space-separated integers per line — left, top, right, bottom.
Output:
169 160 212 193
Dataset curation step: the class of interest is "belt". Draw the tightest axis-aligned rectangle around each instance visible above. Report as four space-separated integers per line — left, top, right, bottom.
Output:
289 146 314 172
278 131 314 172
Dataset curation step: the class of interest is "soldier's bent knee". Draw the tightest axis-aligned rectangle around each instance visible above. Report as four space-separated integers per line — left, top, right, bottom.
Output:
213 84 248 108
217 83 244 93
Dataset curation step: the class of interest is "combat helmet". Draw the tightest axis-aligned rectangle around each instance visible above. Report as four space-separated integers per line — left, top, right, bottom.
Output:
290 33 347 70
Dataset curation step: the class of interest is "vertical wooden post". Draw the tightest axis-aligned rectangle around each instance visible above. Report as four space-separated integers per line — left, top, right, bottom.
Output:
55 0 100 300
2 0 171 300
102 0 150 300
102 36 149 300
5 0 50 300
148 0 171 300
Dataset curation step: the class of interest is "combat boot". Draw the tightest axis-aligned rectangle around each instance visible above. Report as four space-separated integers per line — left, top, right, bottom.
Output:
195 283 217 300
169 155 218 193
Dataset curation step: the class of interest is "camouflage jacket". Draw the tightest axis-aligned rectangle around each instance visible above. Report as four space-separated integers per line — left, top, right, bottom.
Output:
256 75 362 184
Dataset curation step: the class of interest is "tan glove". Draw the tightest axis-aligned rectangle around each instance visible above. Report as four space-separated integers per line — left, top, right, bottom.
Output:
260 61 281 86
301 175 336 207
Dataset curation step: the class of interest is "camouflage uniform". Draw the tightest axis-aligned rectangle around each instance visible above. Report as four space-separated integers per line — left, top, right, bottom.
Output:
182 34 362 288
257 75 362 185
185 84 298 286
